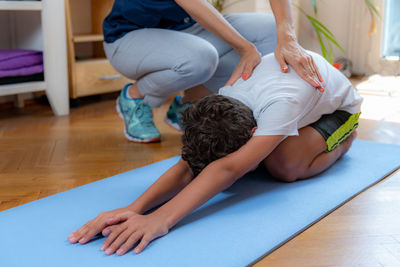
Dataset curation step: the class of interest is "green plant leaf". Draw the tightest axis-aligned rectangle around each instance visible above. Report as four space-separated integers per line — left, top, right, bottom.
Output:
306 15 334 37
327 39 334 63
296 0 379 62
312 0 318 15
364 0 380 17
315 31 329 62
307 16 345 53
208 0 225 12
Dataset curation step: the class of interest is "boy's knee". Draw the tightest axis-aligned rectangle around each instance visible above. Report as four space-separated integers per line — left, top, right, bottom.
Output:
269 164 300 183
264 156 301 183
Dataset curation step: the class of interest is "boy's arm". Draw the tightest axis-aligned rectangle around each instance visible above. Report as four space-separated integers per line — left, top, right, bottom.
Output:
100 135 283 255
158 135 283 229
128 158 194 214
68 158 193 244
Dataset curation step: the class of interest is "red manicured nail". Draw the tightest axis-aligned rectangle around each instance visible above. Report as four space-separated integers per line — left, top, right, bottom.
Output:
320 87 325 92
242 74 247 80
281 67 288 72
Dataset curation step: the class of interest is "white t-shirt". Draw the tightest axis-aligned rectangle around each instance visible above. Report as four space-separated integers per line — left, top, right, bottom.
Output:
219 51 363 137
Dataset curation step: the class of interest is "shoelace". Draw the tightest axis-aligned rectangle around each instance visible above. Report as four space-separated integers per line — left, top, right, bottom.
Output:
135 102 155 127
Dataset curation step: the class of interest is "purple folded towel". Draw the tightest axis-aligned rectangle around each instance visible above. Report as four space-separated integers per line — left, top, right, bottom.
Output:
0 49 42 62
0 64 44 78
0 54 43 71
0 49 43 77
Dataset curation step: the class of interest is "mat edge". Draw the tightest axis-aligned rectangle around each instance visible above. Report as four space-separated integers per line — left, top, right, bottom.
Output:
247 165 400 267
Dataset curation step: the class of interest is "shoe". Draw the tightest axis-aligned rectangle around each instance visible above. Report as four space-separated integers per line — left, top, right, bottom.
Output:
164 96 191 131
116 84 161 143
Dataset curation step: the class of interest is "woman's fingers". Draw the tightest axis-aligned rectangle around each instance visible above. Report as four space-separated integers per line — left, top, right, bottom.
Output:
275 41 325 89
311 56 323 82
305 56 323 88
307 56 317 79
242 62 255 80
116 232 143 256
225 65 244 86
302 58 321 87
275 53 289 73
293 63 321 89
287 55 324 92
304 60 324 92
226 44 261 86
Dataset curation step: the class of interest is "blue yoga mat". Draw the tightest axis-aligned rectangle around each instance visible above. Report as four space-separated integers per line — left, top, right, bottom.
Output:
1 140 400 267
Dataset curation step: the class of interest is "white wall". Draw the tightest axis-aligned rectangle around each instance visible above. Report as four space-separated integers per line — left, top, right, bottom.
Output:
222 0 272 14
0 11 11 49
0 11 43 50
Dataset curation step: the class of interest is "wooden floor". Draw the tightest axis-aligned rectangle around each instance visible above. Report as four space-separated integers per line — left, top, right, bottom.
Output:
1 91 400 266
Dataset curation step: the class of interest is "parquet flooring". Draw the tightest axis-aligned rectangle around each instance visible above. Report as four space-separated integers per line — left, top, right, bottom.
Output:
1 91 400 266
0 93 182 210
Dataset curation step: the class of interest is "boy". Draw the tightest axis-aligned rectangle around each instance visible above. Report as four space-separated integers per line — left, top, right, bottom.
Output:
68 51 362 256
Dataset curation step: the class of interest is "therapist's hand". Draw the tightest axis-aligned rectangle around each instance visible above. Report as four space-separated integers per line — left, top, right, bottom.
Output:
225 42 261 86
275 35 324 91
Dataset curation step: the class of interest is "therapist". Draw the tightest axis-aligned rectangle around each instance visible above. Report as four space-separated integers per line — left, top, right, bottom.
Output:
103 0 323 143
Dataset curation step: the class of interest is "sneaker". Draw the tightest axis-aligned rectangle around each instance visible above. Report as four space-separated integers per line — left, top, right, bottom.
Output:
116 84 161 143
164 96 191 131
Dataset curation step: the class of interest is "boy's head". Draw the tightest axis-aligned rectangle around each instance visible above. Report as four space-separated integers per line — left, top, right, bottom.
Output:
181 95 257 176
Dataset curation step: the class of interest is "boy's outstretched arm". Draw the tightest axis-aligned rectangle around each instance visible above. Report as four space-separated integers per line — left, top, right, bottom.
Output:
68 158 193 244
100 135 283 256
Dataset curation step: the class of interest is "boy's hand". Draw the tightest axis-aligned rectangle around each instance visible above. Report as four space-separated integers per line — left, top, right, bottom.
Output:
100 211 169 256
68 207 136 244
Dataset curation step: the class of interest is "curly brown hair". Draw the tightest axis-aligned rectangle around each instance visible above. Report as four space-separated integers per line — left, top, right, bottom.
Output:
181 95 256 176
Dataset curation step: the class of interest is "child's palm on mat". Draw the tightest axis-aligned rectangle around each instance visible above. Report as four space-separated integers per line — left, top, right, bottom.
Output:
100 212 169 256
68 207 135 245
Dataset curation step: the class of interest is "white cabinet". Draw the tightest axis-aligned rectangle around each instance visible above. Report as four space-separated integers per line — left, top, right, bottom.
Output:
0 0 69 116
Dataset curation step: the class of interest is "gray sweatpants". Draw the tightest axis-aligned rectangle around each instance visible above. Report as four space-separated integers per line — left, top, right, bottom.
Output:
104 13 277 107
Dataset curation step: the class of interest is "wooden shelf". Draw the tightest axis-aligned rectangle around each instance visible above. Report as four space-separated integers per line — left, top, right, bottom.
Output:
0 81 46 96
66 0 125 99
0 1 43 11
73 33 104 43
75 57 108 64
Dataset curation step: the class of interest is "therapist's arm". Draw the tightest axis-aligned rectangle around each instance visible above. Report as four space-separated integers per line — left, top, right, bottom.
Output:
269 0 324 90
175 0 261 85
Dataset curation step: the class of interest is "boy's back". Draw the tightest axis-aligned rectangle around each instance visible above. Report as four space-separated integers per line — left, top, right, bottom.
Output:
219 51 362 137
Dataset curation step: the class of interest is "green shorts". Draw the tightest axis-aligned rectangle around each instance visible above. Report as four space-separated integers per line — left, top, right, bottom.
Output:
310 110 361 152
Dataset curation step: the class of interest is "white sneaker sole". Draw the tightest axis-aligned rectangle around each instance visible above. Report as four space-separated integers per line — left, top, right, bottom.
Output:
164 116 183 132
116 97 160 143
